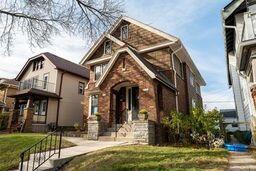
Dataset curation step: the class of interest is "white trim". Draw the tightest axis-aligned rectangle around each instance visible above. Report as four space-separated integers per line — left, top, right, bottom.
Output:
138 42 176 53
88 95 92 118
95 47 155 87
79 34 125 65
86 56 112 65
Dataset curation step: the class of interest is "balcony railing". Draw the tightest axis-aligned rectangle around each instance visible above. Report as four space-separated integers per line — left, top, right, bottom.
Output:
19 79 55 93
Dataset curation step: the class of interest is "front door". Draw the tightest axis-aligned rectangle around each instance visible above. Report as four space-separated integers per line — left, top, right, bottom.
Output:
127 86 139 122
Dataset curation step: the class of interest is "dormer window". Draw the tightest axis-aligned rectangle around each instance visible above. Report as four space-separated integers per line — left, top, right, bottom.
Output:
104 40 112 55
121 25 129 40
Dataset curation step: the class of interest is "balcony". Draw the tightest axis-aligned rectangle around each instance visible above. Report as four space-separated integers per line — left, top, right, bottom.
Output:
19 79 55 93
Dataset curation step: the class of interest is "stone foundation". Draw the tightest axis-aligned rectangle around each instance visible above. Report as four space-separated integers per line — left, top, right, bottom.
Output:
132 120 155 145
87 120 100 140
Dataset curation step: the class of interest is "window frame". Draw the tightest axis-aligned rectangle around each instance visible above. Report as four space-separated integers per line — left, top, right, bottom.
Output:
121 25 129 40
90 95 99 115
78 82 85 95
104 40 112 55
94 63 108 81
43 73 49 90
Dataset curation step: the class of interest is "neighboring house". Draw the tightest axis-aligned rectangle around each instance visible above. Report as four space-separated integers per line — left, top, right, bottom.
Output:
80 16 206 144
220 109 240 132
222 0 256 143
0 78 18 113
8 52 89 132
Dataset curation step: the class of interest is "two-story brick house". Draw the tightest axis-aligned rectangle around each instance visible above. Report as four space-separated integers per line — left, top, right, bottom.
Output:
80 16 205 144
0 78 18 113
9 52 89 132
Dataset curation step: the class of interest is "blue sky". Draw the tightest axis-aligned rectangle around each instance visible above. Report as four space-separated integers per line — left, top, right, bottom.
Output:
0 0 234 109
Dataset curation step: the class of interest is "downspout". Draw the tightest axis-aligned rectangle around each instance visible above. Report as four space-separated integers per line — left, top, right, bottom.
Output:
56 72 65 128
170 44 183 112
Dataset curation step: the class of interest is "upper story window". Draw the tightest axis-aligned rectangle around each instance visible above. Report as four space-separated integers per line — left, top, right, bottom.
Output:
94 63 108 81
104 40 112 55
121 25 129 40
78 82 85 95
173 55 183 78
190 73 195 87
249 70 254 83
195 83 200 95
43 73 49 89
33 59 44 71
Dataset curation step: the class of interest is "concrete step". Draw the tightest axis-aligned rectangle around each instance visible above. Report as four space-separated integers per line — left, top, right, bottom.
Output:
98 136 116 141
19 153 74 171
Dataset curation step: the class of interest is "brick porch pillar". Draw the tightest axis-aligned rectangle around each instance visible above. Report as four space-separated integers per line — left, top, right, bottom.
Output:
23 96 34 132
87 116 101 140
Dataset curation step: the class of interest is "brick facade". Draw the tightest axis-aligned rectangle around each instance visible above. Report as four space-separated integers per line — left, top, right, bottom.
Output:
82 17 203 144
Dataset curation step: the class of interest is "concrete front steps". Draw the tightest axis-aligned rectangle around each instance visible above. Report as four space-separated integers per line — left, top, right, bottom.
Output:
19 153 73 171
99 123 134 143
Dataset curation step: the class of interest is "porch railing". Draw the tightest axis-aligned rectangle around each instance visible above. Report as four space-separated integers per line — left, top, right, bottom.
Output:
19 128 63 171
19 79 55 93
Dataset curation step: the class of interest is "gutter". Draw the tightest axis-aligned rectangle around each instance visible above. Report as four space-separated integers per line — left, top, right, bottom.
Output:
56 72 65 127
170 43 183 112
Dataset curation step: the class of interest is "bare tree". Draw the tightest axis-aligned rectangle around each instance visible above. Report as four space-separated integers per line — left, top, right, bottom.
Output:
0 0 124 54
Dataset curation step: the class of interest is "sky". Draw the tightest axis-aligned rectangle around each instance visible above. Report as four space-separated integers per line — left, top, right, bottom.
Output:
0 0 234 110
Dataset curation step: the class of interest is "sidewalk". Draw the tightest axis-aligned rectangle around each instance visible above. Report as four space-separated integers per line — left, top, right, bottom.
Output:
229 151 256 170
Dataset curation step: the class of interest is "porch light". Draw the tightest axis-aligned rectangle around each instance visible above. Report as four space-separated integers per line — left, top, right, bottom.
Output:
142 88 149 92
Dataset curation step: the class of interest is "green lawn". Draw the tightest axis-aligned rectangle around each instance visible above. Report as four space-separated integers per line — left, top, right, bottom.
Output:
65 145 228 171
0 133 74 171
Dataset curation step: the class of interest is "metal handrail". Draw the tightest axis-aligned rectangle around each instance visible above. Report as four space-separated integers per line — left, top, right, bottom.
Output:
19 128 63 171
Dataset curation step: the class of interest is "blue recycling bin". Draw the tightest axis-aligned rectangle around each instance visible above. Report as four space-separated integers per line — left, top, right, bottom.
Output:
225 144 248 152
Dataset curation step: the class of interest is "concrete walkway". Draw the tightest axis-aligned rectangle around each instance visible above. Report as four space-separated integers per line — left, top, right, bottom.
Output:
32 137 128 170
229 151 256 170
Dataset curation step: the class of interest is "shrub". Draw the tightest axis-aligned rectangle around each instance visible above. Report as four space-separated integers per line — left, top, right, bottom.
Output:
74 123 80 131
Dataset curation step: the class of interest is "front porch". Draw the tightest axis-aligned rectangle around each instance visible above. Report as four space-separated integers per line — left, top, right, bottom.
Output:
87 81 156 144
8 88 60 132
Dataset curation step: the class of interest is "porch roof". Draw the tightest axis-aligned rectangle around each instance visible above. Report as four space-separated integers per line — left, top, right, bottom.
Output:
8 88 61 99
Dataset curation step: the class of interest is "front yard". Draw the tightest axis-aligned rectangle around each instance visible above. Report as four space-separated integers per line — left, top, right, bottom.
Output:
65 145 229 171
0 133 74 171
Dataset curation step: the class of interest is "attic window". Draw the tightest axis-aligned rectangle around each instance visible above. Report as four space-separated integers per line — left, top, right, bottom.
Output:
121 25 129 40
104 40 112 55
33 59 44 71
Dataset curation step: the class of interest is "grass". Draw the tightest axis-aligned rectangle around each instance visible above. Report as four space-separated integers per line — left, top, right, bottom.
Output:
65 145 229 171
0 133 75 171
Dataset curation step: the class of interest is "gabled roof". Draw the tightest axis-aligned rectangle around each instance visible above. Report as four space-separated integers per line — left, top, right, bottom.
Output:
108 16 179 42
95 47 177 91
81 16 206 86
80 34 125 65
16 52 89 81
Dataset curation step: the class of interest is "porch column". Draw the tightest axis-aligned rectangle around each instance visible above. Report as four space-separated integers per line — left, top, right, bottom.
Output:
23 96 34 132
87 117 101 140
8 98 19 132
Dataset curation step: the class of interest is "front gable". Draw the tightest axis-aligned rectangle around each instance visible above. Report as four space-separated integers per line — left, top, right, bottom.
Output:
111 20 170 50
89 39 122 61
